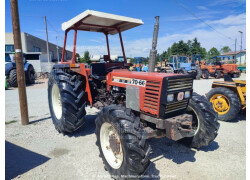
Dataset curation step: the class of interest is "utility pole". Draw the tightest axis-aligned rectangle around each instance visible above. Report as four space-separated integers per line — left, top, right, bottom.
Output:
44 16 50 64
238 31 243 65
56 36 59 62
148 16 160 72
10 0 29 125
234 38 237 63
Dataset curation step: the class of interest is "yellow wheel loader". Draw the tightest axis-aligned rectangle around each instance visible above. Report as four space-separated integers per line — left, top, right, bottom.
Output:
206 75 246 121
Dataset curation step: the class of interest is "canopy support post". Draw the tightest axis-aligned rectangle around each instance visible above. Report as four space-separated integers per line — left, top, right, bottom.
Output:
61 30 68 63
71 28 77 64
117 28 127 64
105 32 110 58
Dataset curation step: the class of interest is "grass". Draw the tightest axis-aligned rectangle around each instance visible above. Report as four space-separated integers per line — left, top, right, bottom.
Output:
5 120 17 125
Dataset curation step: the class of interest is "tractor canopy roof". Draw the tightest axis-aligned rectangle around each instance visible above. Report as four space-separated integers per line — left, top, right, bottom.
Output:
62 10 144 35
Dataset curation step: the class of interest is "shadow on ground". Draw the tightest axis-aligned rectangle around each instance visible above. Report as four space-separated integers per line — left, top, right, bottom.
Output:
5 141 50 180
29 116 51 124
69 114 98 137
148 138 196 165
228 111 246 123
148 137 219 165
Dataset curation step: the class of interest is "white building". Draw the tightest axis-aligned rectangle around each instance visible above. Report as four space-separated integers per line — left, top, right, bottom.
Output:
221 51 246 65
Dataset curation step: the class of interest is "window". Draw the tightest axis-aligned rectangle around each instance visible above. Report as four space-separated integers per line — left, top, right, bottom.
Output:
5 45 14 52
49 51 54 59
33 46 41 52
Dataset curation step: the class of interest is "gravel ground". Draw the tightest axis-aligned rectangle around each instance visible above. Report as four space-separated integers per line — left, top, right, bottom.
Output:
5 74 246 180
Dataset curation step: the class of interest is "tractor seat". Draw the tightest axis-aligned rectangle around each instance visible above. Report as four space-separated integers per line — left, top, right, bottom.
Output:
91 63 107 80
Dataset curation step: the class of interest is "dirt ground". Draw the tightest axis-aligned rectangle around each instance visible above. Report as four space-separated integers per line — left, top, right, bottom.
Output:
5 74 246 180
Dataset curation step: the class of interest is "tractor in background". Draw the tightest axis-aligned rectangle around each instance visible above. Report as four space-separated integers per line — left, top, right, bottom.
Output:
206 75 246 121
48 10 219 179
5 52 36 87
211 56 241 78
164 55 202 79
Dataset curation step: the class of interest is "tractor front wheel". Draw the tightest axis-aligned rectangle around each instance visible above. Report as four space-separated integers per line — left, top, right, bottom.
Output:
206 87 241 121
178 93 219 148
95 105 151 179
214 70 221 79
48 69 86 133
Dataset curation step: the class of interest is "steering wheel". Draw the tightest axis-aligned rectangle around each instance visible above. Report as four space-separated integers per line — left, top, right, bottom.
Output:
106 66 124 73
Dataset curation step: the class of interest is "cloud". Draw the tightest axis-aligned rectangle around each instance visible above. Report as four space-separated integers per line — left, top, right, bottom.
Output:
72 13 245 57
201 13 246 27
208 0 245 7
197 6 208 10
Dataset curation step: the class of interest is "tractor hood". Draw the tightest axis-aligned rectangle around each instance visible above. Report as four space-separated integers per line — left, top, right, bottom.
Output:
107 69 189 82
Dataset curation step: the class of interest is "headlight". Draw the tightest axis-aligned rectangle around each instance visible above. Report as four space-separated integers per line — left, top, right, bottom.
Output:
167 94 174 102
184 91 190 98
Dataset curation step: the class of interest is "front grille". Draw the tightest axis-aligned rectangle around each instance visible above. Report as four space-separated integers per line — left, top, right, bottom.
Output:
167 77 193 92
144 81 160 110
166 77 193 114
166 100 188 113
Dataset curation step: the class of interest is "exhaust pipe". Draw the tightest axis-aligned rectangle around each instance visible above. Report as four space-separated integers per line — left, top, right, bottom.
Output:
148 16 159 72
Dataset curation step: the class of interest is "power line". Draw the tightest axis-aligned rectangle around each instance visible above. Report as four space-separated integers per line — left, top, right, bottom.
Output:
173 0 238 43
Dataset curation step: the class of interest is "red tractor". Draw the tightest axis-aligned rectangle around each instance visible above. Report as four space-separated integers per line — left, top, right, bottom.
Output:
48 10 219 179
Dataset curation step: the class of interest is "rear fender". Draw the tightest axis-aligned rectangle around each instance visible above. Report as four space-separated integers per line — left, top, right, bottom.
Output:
24 63 30 71
54 63 93 106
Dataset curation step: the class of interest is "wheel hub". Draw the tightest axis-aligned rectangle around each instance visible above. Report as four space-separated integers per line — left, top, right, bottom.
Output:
109 133 121 155
100 122 123 169
52 84 62 119
210 94 230 115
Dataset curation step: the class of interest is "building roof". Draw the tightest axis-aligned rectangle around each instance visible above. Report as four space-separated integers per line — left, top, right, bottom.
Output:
62 10 144 35
221 50 246 56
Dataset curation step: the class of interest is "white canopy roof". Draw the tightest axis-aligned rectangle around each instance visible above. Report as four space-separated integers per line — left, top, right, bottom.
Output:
62 10 144 35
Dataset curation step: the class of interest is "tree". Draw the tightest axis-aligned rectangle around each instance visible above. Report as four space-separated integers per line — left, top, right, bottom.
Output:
220 46 232 53
191 38 201 55
79 51 91 64
200 48 207 59
207 47 220 61
160 51 168 61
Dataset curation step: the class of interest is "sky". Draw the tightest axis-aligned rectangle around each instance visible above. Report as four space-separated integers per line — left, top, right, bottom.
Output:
5 0 246 57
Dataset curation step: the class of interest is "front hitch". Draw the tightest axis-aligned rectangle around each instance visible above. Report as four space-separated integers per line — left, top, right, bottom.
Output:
141 114 195 141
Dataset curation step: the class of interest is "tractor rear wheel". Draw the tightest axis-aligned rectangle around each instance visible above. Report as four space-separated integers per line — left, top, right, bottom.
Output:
196 68 202 80
178 93 219 148
48 69 86 133
95 105 151 179
202 70 209 79
8 69 18 87
214 70 221 79
206 87 241 121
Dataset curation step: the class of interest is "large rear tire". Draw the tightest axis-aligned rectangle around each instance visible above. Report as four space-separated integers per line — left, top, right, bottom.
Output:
178 93 219 148
95 105 151 179
8 69 18 87
206 87 241 121
48 68 86 133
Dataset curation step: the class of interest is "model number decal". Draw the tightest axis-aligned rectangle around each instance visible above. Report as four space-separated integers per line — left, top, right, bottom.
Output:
112 76 146 87
131 79 146 86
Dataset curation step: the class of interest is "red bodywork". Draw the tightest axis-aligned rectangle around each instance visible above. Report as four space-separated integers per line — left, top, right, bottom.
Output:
218 64 240 75
106 70 185 117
